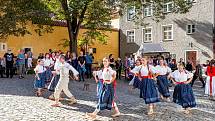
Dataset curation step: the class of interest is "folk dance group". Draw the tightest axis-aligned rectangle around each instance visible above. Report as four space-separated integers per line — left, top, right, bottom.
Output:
33 53 215 119
33 54 120 119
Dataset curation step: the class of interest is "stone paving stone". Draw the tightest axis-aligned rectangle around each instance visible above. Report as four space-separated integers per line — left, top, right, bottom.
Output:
0 76 215 121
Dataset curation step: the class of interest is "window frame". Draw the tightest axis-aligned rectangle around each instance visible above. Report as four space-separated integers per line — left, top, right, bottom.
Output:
162 24 173 41
126 30 135 43
163 1 173 13
186 24 196 35
143 4 153 17
0 43 7 52
127 6 135 21
142 27 153 43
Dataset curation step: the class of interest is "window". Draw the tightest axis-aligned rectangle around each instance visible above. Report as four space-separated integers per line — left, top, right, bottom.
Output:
127 7 135 21
143 27 152 42
162 25 173 41
187 24 196 34
163 1 173 13
0 43 7 51
143 5 153 17
186 0 197 3
126 30 135 43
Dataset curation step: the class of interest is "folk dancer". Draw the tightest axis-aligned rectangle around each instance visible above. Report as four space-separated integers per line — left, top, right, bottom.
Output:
136 57 159 115
171 63 196 114
155 58 171 102
205 60 215 100
34 59 46 97
51 55 79 107
86 57 121 119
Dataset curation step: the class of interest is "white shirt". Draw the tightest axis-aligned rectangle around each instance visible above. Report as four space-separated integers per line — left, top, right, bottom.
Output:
56 62 79 78
34 65 46 73
140 65 157 76
102 67 116 81
155 65 172 75
94 70 103 79
43 58 54 67
130 66 141 74
54 58 61 74
171 70 193 82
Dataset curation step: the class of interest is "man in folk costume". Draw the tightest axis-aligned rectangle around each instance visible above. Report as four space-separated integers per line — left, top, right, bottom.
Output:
51 55 79 107
205 59 215 100
86 57 120 119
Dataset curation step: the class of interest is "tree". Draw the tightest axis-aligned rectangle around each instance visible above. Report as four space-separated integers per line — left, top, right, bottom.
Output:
0 0 53 39
0 0 192 53
42 0 115 53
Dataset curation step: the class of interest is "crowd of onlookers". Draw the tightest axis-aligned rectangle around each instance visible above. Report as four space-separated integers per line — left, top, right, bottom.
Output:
0 49 33 79
0 48 211 84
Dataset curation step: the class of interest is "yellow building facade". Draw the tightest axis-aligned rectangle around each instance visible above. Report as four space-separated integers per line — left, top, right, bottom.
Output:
0 23 119 63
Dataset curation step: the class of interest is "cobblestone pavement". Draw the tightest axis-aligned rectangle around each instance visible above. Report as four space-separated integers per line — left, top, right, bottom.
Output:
0 75 215 121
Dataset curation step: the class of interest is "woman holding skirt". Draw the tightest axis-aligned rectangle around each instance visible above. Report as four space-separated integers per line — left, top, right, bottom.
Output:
155 58 171 102
138 57 159 115
93 68 103 98
205 59 215 100
86 57 120 119
129 59 141 89
171 63 196 114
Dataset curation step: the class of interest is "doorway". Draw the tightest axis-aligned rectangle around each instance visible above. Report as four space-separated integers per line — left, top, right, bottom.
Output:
185 50 197 66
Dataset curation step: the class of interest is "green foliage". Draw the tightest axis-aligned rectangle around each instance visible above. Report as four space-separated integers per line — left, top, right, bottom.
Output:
0 0 53 39
0 0 192 49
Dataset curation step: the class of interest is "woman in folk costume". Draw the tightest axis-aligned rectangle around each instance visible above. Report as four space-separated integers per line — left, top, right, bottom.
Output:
34 59 46 97
48 53 61 100
155 58 171 102
86 57 120 119
129 59 141 89
205 59 215 100
51 55 79 107
138 57 159 115
171 63 196 114
43 53 54 86
93 67 104 98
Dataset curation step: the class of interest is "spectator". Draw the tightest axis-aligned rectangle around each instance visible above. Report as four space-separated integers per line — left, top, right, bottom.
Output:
4 49 15 78
85 52 93 78
17 49 25 79
191 61 205 88
109 54 115 69
24 53 28 73
115 58 122 80
0 57 5 78
128 55 135 69
65 51 72 64
27 50 33 69
186 59 193 72
124 55 130 80
38 53 44 59
168 59 177 71
78 51 86 81
179 58 185 67
71 52 78 70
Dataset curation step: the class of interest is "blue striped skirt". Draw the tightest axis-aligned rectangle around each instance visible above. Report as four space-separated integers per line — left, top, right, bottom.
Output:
157 75 170 98
133 76 141 89
48 75 60 92
139 78 160 104
173 84 196 108
34 72 46 89
45 67 52 83
97 83 114 110
97 80 103 98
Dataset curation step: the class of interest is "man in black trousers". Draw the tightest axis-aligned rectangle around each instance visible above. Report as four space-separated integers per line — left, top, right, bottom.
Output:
191 61 205 88
4 49 15 78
